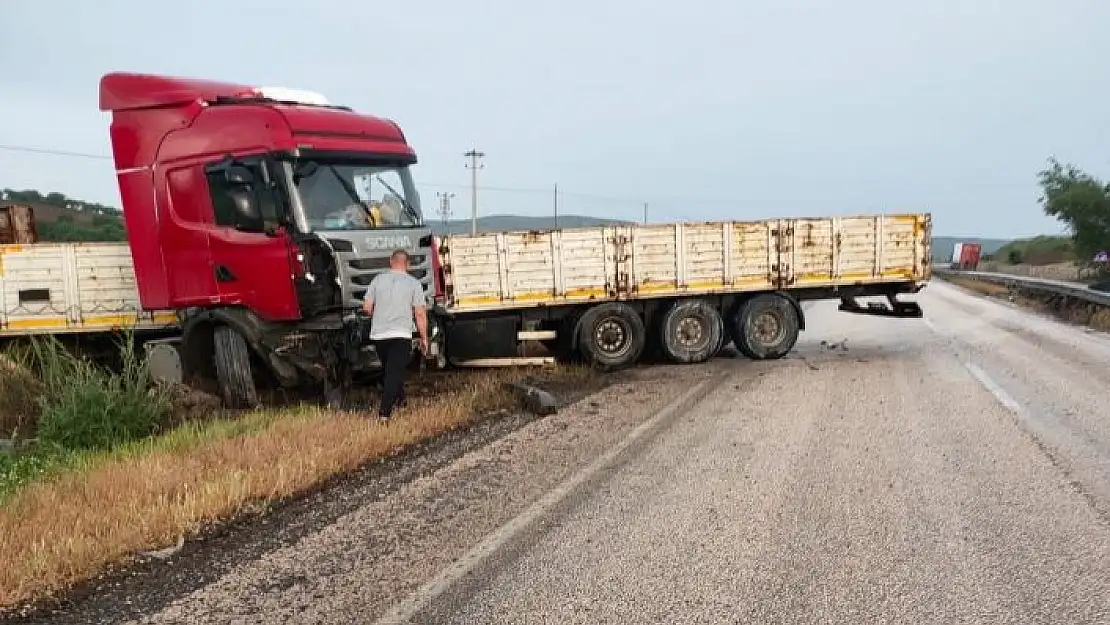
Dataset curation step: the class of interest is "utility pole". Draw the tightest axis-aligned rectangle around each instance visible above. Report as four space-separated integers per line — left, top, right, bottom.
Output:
643 202 649 224
436 191 455 226
464 149 484 235
553 183 559 229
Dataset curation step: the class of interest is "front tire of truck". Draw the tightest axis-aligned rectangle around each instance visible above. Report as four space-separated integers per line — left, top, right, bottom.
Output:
729 293 800 360
577 302 645 370
659 299 724 364
213 326 260 409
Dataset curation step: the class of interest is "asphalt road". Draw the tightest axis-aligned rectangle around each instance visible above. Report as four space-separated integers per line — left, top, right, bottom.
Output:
124 280 1109 625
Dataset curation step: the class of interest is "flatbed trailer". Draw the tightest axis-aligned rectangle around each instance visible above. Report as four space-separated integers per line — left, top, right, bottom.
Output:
434 212 931 368
0 241 178 336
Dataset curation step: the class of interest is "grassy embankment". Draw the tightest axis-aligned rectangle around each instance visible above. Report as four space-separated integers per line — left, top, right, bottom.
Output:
0 335 586 609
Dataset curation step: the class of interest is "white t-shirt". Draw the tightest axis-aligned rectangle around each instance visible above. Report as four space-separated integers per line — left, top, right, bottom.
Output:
363 270 425 340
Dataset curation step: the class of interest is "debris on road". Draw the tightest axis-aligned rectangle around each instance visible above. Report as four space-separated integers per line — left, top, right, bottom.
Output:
506 381 561 415
140 536 185 561
819 339 849 351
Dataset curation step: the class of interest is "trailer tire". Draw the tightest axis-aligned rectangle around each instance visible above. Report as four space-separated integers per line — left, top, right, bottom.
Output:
577 303 645 370
729 293 800 360
214 326 259 409
659 299 724 364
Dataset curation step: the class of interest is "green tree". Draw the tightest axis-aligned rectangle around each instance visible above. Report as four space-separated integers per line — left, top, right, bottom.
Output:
43 192 68 207
1037 157 1110 261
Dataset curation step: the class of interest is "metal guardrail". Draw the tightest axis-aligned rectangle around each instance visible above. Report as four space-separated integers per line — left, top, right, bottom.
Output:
935 269 1110 307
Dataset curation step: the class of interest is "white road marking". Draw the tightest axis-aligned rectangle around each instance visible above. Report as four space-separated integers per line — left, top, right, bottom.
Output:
962 361 1022 413
372 377 718 624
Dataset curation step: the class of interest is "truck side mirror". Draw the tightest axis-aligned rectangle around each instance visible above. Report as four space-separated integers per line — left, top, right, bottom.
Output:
228 188 264 233
225 165 254 185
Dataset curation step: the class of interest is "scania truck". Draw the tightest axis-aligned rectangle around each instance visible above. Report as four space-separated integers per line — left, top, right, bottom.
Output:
1 71 931 410
98 72 439 407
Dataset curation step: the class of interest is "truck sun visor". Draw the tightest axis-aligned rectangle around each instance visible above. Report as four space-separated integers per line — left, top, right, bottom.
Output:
235 86 331 107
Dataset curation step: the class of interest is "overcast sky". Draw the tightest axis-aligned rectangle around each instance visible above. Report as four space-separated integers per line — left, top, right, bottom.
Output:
2 0 1107 237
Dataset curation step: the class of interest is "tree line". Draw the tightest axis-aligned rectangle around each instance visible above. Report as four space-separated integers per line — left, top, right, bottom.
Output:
1037 158 1110 263
0 188 126 242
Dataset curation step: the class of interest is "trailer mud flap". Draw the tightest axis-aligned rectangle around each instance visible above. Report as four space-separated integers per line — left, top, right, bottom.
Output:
838 294 923 318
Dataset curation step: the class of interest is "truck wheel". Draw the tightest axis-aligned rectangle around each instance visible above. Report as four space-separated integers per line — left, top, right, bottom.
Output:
577 303 645 370
659 299 723 364
213 326 260 408
729 293 800 360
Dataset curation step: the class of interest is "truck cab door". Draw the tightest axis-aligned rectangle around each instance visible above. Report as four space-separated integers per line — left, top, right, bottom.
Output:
203 159 301 322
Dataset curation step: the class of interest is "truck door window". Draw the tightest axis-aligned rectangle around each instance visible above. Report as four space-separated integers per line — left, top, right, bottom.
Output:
205 163 279 230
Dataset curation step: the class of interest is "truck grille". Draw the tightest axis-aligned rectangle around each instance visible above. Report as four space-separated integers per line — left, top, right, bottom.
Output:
348 255 426 271
340 254 433 306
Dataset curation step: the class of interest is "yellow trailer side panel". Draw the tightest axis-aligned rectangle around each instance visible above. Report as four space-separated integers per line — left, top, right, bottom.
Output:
441 213 930 313
0 243 178 335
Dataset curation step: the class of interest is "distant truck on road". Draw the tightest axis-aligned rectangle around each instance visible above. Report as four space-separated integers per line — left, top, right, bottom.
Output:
950 242 982 271
1 71 934 409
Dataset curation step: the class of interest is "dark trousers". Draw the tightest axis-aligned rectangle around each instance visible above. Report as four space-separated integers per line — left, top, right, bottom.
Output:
374 338 412 418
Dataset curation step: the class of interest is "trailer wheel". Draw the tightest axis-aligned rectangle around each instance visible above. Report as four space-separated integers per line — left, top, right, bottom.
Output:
577 303 645 370
729 293 800 360
213 326 259 408
659 299 724 364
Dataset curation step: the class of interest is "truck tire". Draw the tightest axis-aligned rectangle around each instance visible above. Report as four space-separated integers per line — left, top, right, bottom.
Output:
729 293 800 360
577 302 645 370
214 326 259 408
659 299 724 364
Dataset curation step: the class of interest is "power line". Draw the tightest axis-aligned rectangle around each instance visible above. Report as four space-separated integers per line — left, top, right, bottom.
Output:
0 144 111 160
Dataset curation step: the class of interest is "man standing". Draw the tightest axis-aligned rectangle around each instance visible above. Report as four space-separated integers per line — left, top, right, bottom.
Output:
362 249 429 420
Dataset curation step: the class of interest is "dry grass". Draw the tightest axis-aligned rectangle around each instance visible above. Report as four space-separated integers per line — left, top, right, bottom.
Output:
944 276 1012 298
0 367 590 608
1085 308 1110 332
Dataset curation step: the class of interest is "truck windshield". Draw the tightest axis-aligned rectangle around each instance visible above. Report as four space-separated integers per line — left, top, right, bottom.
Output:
290 160 422 231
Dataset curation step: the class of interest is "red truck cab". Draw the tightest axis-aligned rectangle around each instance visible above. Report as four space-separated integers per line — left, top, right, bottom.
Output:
99 72 437 406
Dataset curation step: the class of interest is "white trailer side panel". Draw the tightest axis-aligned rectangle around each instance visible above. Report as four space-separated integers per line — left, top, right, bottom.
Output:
0 243 178 335
440 213 931 313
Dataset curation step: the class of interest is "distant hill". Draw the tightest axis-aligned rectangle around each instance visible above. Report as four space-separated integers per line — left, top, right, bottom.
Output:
0 189 1042 265
931 236 1011 262
993 235 1075 265
430 214 628 234
0 188 126 242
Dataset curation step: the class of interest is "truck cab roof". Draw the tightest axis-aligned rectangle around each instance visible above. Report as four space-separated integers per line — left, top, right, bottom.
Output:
99 72 415 169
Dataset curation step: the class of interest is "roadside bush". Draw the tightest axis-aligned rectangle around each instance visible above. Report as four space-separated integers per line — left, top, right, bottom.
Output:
0 347 43 439
31 334 170 451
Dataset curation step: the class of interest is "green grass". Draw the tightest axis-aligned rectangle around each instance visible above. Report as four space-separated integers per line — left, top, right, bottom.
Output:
0 394 308 503
0 451 81 503
31 334 171 451
0 332 176 501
